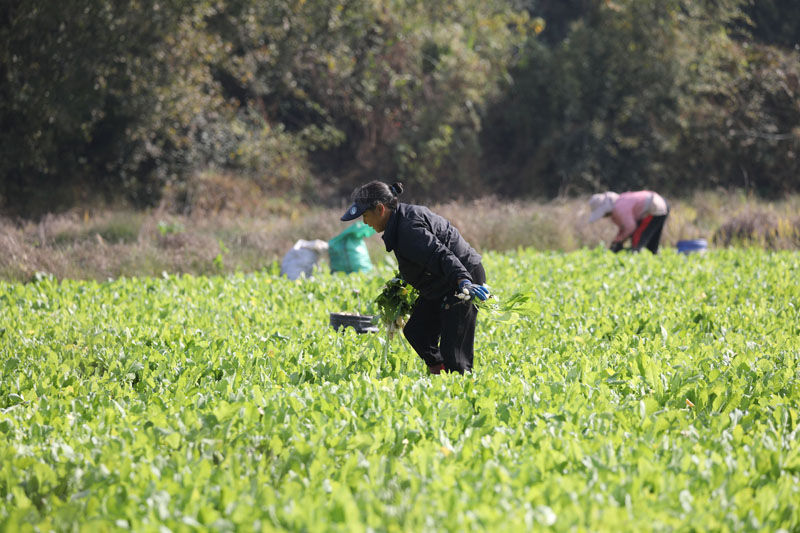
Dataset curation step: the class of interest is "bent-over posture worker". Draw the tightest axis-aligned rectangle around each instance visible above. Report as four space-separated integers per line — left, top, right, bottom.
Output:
588 190 670 253
341 180 488 374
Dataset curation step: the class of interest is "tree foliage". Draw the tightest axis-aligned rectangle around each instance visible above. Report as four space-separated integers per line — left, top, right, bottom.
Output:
0 0 227 214
206 0 532 198
484 0 800 197
1 0 799 215
744 0 800 48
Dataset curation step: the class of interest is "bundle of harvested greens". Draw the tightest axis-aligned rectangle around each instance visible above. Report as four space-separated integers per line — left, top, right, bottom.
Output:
374 276 418 338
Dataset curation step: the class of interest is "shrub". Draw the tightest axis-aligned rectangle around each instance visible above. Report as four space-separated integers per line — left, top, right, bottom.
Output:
713 211 800 249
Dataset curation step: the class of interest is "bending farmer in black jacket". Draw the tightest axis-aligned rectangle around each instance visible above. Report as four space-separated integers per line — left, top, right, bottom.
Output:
341 181 489 374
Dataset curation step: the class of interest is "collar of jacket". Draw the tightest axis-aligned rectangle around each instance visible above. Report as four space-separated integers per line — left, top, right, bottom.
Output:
381 204 402 252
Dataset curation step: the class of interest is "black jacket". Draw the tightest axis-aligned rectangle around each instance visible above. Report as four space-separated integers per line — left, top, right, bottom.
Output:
382 203 482 300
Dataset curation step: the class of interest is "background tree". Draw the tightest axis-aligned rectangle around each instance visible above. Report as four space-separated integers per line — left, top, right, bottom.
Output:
482 0 800 197
670 0 800 195
744 0 800 49
484 0 684 196
206 0 532 201
1 0 799 216
0 0 231 216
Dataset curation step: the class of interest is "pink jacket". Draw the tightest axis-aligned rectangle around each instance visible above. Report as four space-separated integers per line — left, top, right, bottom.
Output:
610 191 668 243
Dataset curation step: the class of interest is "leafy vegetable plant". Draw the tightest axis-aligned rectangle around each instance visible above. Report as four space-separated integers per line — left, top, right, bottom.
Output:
374 275 418 337
1 249 799 531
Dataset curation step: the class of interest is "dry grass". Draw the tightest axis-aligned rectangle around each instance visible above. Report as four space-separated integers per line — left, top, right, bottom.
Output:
436 191 800 253
712 210 800 249
1 190 798 282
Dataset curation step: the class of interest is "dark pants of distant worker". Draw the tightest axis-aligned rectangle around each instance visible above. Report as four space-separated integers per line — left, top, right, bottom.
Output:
631 206 670 253
403 264 486 374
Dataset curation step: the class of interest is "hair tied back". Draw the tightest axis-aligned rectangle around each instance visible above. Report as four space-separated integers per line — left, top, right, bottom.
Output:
389 182 404 196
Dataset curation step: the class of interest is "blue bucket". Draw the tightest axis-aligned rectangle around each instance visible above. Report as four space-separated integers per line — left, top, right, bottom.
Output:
676 239 708 254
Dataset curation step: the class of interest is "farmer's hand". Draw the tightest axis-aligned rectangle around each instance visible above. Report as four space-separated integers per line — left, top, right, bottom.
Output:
458 280 490 301
609 241 624 253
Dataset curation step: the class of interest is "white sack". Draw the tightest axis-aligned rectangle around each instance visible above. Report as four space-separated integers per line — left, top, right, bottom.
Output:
280 239 329 280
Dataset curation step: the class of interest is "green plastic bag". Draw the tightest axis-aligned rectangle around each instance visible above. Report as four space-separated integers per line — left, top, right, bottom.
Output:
328 222 375 273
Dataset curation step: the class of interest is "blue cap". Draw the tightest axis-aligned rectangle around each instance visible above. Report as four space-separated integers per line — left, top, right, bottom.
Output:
340 201 370 221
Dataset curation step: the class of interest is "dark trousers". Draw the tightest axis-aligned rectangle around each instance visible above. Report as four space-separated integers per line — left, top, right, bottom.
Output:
403 264 486 374
631 207 669 253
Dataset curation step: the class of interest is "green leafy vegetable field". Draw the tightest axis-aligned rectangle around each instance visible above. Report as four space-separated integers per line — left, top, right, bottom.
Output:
1 249 799 531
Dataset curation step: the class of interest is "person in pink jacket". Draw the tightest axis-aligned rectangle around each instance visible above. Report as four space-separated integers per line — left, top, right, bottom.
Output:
588 190 670 253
